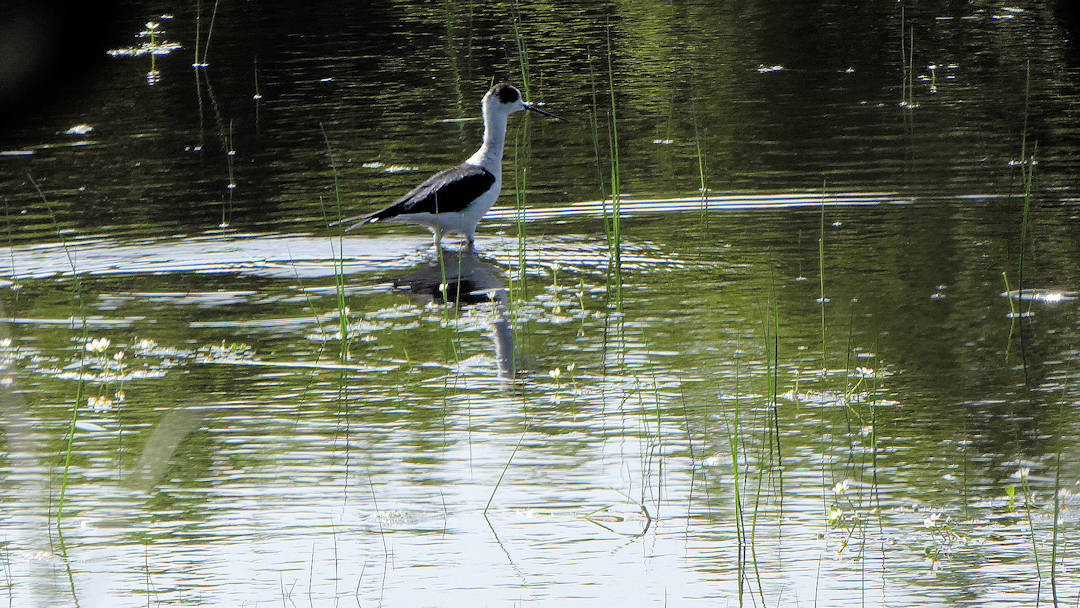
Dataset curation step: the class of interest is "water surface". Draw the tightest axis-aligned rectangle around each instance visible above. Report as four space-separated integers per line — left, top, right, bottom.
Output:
1 1 1078 606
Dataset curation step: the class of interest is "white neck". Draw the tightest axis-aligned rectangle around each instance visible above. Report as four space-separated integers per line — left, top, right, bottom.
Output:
465 105 509 172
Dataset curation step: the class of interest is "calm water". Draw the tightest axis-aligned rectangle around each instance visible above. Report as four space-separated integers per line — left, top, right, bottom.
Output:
1 1 1079 606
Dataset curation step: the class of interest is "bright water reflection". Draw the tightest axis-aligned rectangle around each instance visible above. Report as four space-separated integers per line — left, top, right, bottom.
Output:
1 1 1079 606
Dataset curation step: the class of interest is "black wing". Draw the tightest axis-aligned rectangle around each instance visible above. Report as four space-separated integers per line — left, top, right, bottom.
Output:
334 163 496 230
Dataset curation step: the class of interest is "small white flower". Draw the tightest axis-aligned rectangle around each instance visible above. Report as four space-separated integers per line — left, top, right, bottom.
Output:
88 395 113 412
1011 467 1031 482
827 507 843 522
85 337 111 353
923 512 942 528
833 480 851 495
548 367 561 380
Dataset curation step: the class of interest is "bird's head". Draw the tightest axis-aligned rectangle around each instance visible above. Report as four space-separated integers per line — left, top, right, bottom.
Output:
483 83 562 120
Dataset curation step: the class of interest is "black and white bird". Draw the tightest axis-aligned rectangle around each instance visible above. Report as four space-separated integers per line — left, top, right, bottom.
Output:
334 83 561 247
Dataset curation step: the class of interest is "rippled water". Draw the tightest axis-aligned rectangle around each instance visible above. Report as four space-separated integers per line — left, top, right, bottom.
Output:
1 1 1079 606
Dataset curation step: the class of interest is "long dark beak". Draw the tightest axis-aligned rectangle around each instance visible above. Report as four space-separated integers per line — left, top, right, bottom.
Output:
523 102 564 120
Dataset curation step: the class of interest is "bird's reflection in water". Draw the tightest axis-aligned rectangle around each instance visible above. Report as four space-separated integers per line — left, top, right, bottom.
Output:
392 247 516 379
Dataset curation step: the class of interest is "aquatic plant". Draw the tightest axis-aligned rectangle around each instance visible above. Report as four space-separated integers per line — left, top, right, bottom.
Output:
193 0 220 68
695 124 710 215
1016 61 1036 315
899 7 918 110
319 125 350 354
29 175 87 533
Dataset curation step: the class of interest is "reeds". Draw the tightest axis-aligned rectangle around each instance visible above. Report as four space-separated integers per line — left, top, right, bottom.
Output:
588 29 624 311
1016 61 1036 312
319 125 350 354
695 124 710 215
193 0 220 68
605 33 623 283
818 192 828 376
899 6 918 110
29 174 87 530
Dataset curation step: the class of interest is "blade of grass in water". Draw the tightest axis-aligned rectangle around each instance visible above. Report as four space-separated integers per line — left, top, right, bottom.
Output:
602 26 623 311
30 175 90 605
319 125 350 355
29 175 87 530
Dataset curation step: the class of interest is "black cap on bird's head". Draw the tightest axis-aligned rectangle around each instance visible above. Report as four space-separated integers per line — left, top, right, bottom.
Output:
484 82 563 120
491 83 520 104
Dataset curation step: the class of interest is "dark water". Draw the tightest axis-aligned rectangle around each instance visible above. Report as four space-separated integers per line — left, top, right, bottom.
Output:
1 1 1078 606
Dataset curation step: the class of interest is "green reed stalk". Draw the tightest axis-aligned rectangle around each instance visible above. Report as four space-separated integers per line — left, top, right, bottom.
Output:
587 51 610 242
1017 61 1033 308
434 245 464 368
507 4 534 361
907 25 915 108
817 193 831 518
1001 271 1018 360
818 194 827 373
695 125 709 215
201 0 220 66
513 118 531 305
899 6 904 106
1021 474 1042 581
748 294 779 607
29 175 87 529
319 126 350 353
485 426 528 515
899 6 915 109
606 35 622 276
724 365 745 606
1051 393 1064 606
194 0 201 67
769 295 782 472
511 3 530 100
600 30 623 314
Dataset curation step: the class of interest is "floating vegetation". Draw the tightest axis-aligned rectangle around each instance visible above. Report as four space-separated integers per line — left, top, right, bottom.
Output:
106 22 182 57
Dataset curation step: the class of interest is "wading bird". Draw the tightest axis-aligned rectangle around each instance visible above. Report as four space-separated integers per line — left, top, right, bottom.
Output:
333 83 561 247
